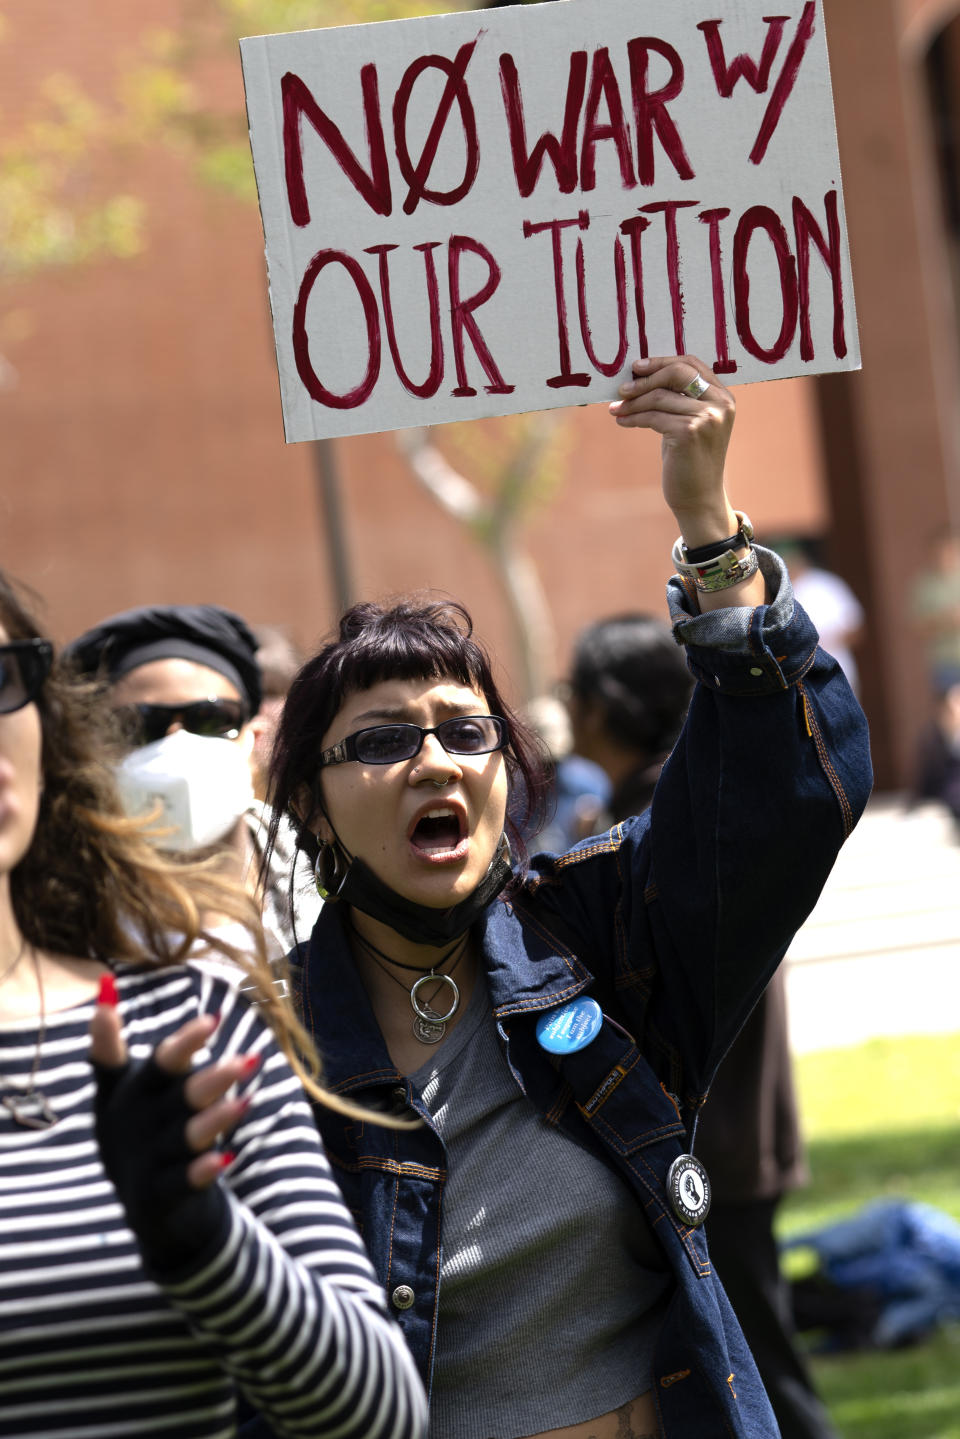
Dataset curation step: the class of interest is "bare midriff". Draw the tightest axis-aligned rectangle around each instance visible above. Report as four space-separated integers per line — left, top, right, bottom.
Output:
527 1391 660 1439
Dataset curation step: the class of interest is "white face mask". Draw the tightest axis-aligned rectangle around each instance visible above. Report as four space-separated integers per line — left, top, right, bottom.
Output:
115 729 254 853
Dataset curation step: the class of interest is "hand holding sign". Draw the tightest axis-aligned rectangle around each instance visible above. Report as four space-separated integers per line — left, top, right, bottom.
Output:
610 354 763 608
612 354 734 517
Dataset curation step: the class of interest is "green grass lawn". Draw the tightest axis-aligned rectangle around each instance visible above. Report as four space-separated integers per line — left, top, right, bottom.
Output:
809 1331 960 1439
777 1032 960 1439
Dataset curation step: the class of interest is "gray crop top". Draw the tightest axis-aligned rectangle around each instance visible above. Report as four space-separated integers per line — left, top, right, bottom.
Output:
411 970 672 1439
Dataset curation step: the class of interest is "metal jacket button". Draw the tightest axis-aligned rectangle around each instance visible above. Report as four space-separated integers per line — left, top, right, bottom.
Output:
391 1284 415 1310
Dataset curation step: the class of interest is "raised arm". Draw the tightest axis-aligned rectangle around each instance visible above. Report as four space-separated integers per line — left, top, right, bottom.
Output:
610 355 766 613
596 355 873 1091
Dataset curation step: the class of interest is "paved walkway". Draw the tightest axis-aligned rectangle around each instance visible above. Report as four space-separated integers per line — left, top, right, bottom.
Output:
785 794 960 1053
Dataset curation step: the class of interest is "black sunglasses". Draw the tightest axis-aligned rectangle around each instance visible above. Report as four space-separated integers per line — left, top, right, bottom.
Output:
113 697 249 748
0 640 54 715
319 714 509 767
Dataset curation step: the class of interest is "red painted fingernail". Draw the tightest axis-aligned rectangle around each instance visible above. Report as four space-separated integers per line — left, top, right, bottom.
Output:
220 1151 236 1169
97 974 118 1007
236 1096 252 1115
241 1054 260 1075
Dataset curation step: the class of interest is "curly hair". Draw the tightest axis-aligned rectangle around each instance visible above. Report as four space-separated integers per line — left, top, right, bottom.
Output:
0 572 360 1119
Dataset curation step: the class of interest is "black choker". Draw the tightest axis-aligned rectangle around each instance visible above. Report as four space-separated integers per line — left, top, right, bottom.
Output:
348 923 470 1045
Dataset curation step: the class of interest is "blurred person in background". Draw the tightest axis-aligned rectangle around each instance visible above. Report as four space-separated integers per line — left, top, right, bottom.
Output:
908 535 960 828
910 680 960 830
771 536 864 698
911 530 960 697
695 988 838 1439
564 607 837 1439
564 612 693 821
0 570 427 1438
249 623 321 953
523 693 611 853
65 605 314 961
249 623 306 802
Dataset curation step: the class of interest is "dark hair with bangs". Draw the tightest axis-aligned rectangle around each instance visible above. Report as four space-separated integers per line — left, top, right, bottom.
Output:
264 597 549 886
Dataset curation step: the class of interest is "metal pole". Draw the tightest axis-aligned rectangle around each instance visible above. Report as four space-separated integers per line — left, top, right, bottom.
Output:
313 438 354 615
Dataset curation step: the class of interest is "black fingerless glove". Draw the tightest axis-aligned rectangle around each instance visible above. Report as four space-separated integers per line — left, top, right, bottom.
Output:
93 1055 231 1274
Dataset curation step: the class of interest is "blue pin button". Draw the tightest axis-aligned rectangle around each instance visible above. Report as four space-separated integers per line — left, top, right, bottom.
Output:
536 997 603 1055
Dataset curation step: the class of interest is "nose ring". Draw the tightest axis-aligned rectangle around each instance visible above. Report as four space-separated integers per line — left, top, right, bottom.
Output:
414 767 452 788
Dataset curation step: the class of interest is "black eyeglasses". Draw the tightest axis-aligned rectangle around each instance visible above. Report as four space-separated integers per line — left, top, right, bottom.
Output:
113 697 249 748
319 715 509 767
0 640 54 715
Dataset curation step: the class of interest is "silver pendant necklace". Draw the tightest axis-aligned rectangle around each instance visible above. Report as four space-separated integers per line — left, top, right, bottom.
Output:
349 924 469 1045
1 945 61 1131
409 971 461 1044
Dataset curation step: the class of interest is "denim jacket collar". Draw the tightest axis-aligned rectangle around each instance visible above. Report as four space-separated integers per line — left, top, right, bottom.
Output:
298 907 398 1094
300 894 594 1094
480 897 593 1014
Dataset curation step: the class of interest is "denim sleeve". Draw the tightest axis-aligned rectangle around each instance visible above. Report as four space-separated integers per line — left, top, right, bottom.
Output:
642 546 871 1089
667 546 818 696
531 543 872 1105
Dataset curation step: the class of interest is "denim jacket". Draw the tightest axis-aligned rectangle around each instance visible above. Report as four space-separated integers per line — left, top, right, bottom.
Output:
293 552 873 1438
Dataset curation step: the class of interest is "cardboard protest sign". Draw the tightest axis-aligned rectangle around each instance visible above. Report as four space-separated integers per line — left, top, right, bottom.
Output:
240 0 859 442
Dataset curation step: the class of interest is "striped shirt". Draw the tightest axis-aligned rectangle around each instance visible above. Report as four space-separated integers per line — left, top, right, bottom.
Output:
0 963 426 1439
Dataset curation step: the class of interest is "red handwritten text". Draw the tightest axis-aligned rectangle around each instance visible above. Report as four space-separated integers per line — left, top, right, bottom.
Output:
522 187 847 388
292 235 515 408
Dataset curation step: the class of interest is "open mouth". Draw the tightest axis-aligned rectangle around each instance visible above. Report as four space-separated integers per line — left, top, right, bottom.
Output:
409 806 467 857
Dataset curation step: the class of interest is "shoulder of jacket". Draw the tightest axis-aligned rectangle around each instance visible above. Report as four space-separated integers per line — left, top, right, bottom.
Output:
521 824 629 894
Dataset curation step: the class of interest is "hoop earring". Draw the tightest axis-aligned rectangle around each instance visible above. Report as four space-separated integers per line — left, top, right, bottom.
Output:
313 837 348 901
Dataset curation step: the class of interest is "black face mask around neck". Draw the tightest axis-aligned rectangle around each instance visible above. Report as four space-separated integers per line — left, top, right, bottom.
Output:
319 834 513 947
